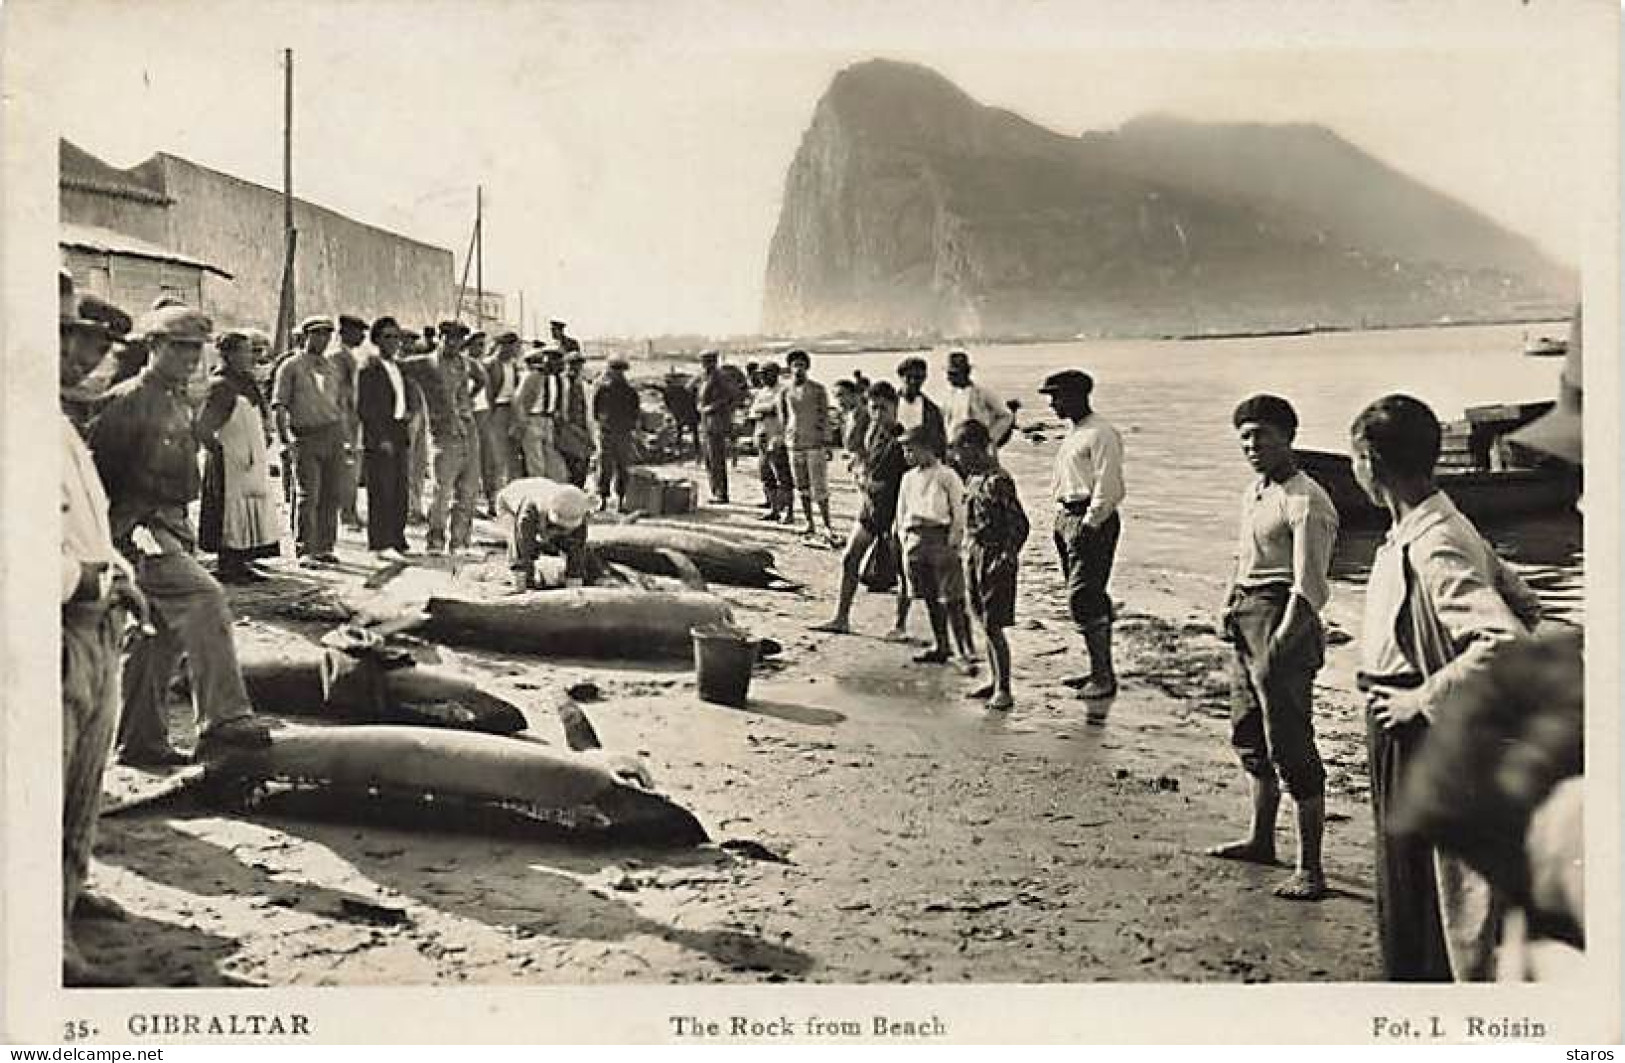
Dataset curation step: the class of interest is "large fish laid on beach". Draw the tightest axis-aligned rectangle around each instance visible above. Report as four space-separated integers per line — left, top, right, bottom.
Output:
204 724 709 846
239 643 529 734
588 523 792 588
423 586 734 659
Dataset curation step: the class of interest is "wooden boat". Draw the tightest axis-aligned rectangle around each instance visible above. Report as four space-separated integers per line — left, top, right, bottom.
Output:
1297 400 1581 528
1524 335 1568 358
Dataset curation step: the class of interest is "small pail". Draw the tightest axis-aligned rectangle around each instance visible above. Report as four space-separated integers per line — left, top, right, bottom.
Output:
691 624 758 707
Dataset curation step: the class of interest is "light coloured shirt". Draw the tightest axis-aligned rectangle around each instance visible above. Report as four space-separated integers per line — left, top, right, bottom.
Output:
495 476 576 525
896 392 926 432
378 355 408 420
778 377 829 449
1359 490 1541 709
1051 412 1126 527
750 385 785 448
944 379 1012 447
896 461 965 547
61 413 130 603
1233 470 1339 612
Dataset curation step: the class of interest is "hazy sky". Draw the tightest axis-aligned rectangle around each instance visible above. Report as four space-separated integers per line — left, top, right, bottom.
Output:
20 0 1608 336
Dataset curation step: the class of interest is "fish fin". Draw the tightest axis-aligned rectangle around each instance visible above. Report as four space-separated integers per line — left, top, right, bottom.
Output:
556 699 604 751
656 548 709 591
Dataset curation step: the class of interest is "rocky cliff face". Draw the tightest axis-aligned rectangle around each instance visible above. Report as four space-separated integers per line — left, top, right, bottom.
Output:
763 60 1575 338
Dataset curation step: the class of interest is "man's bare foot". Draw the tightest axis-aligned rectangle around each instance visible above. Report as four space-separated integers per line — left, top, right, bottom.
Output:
882 628 913 644
808 619 850 634
1273 869 1328 901
1205 840 1280 866
912 648 951 664
964 683 996 699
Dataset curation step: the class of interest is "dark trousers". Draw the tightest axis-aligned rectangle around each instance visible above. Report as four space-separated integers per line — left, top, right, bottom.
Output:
701 426 731 500
509 505 589 582
758 442 793 512
1224 584 1327 800
1052 508 1120 629
597 431 634 501
291 423 345 557
1364 694 1454 981
364 424 411 552
562 451 591 488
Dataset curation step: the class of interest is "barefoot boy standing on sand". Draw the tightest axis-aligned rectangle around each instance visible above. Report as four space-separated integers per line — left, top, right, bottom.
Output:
951 421 1028 710
895 425 976 667
1208 394 1339 901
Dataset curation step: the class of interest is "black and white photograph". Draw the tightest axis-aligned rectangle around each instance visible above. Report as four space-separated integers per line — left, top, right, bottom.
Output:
2 0 1619 1045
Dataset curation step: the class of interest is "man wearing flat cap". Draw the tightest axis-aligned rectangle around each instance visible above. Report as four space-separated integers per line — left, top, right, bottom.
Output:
59 286 133 432
331 314 371 530
272 315 346 565
592 356 641 508
549 318 581 356
88 304 273 770
480 330 524 503
1208 394 1339 902
693 350 736 504
512 346 570 483
1040 368 1126 701
400 319 485 555
555 349 594 488
58 270 147 984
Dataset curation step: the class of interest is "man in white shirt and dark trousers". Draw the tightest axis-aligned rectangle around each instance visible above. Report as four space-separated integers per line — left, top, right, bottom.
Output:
1208 394 1339 902
1041 370 1126 700
356 316 415 559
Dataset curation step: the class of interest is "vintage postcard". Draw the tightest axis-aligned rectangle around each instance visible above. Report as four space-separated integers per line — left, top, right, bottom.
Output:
2 0 1619 1045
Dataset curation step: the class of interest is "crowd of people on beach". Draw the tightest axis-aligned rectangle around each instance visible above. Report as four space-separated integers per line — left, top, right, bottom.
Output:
56 264 1583 986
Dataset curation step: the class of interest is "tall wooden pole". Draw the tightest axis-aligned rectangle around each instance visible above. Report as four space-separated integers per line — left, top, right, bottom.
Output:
475 184 484 328
272 48 297 357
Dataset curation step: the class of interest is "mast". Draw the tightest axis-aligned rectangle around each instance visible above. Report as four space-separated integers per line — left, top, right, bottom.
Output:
272 48 298 357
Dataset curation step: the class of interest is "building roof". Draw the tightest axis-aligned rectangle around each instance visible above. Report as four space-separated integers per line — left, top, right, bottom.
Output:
59 140 172 205
60 221 234 279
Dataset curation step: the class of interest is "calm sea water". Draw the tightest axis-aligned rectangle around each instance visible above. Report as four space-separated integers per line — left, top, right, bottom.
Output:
820 323 1584 624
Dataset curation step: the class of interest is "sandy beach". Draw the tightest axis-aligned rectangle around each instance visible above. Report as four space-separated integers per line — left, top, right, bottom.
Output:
82 448 1386 986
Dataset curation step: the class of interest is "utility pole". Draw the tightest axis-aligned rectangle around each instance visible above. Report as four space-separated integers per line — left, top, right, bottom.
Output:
272 48 298 357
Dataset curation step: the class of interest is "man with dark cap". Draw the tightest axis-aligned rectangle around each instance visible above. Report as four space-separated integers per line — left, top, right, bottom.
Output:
513 345 569 481
481 330 524 501
895 356 946 457
59 270 148 985
693 350 735 504
401 320 484 555
592 356 641 509
554 350 594 488
1040 368 1126 700
272 315 346 565
356 316 417 559
550 318 581 356
331 314 369 530
59 283 133 432
89 305 274 768
1207 394 1339 903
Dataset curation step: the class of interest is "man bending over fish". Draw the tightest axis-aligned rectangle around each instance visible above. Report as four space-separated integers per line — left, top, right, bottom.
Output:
498 477 596 591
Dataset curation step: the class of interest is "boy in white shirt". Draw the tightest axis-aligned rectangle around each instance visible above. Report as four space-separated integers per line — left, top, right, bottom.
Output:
895 425 976 667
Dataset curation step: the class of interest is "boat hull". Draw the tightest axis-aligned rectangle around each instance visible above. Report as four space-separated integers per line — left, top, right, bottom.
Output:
1295 449 1581 528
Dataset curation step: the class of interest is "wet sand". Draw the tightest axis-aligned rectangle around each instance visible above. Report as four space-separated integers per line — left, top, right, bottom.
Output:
82 456 1382 985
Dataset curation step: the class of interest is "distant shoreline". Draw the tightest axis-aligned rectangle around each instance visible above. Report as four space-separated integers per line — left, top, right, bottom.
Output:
606 313 1572 364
